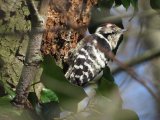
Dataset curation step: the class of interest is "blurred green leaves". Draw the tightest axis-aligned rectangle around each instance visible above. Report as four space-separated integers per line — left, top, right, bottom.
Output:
98 0 114 8
0 96 36 120
114 0 138 9
130 0 138 9
41 56 86 111
98 67 123 109
121 0 130 9
114 109 139 120
150 0 160 10
40 88 58 103
98 0 138 9
42 56 123 113
0 0 141 119
0 79 15 99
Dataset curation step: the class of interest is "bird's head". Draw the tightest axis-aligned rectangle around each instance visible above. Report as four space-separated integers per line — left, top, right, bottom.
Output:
95 23 126 51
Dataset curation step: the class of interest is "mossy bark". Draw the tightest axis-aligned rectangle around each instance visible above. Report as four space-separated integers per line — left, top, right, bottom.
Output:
0 0 30 93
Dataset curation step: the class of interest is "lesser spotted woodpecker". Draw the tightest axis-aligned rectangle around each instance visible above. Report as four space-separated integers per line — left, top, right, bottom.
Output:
65 23 125 86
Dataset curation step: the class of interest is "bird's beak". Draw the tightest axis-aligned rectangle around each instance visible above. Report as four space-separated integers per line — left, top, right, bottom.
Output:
121 29 127 33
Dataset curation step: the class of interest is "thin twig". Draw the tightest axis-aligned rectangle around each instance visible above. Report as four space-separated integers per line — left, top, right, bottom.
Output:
30 81 41 86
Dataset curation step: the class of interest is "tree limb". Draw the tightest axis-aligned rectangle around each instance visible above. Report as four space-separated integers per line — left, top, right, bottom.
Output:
106 51 160 103
12 0 50 108
112 48 160 75
96 42 160 103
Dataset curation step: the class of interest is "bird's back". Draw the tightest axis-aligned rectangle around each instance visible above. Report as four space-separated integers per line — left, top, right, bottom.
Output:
65 34 110 86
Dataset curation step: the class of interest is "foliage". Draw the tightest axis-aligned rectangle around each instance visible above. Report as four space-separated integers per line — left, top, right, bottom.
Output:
41 57 139 120
40 88 59 103
0 0 142 120
0 96 37 120
41 56 86 111
98 0 138 9
150 0 160 10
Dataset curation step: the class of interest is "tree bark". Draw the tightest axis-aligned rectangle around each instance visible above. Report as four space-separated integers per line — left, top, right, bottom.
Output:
0 0 30 95
41 0 98 69
12 0 49 108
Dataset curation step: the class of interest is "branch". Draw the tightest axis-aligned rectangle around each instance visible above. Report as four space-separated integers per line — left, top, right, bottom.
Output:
1 9 159 36
95 42 160 103
107 51 160 103
39 0 50 16
12 0 50 108
92 9 159 25
112 48 160 75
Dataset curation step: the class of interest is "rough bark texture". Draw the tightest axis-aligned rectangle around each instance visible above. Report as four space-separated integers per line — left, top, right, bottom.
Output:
0 0 98 107
0 0 30 93
12 0 49 108
41 0 98 69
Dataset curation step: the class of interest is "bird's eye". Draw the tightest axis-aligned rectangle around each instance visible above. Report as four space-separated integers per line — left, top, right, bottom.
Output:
102 32 114 38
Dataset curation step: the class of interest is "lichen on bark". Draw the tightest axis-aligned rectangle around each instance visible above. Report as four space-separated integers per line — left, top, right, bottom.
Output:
0 0 30 90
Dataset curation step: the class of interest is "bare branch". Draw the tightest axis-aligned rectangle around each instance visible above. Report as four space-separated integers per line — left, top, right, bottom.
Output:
95 41 160 103
112 48 160 74
39 0 50 16
107 51 160 103
12 0 49 108
93 9 159 24
1 9 159 37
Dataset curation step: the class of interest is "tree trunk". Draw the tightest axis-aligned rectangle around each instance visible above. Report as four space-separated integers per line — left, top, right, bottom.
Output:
0 0 30 95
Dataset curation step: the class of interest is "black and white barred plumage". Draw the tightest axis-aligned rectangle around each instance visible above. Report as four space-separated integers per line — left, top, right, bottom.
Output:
65 23 124 86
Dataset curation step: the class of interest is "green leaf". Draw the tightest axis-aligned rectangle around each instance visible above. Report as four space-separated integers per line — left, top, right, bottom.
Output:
98 67 116 97
114 109 139 120
42 56 86 111
98 67 123 108
130 0 138 9
0 96 35 120
121 0 131 9
40 102 60 119
40 88 58 103
0 95 12 106
102 67 115 82
114 0 122 7
98 0 115 8
1 80 15 99
150 0 160 10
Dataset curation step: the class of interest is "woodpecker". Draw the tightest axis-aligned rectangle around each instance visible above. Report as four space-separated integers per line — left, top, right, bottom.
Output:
65 23 125 87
